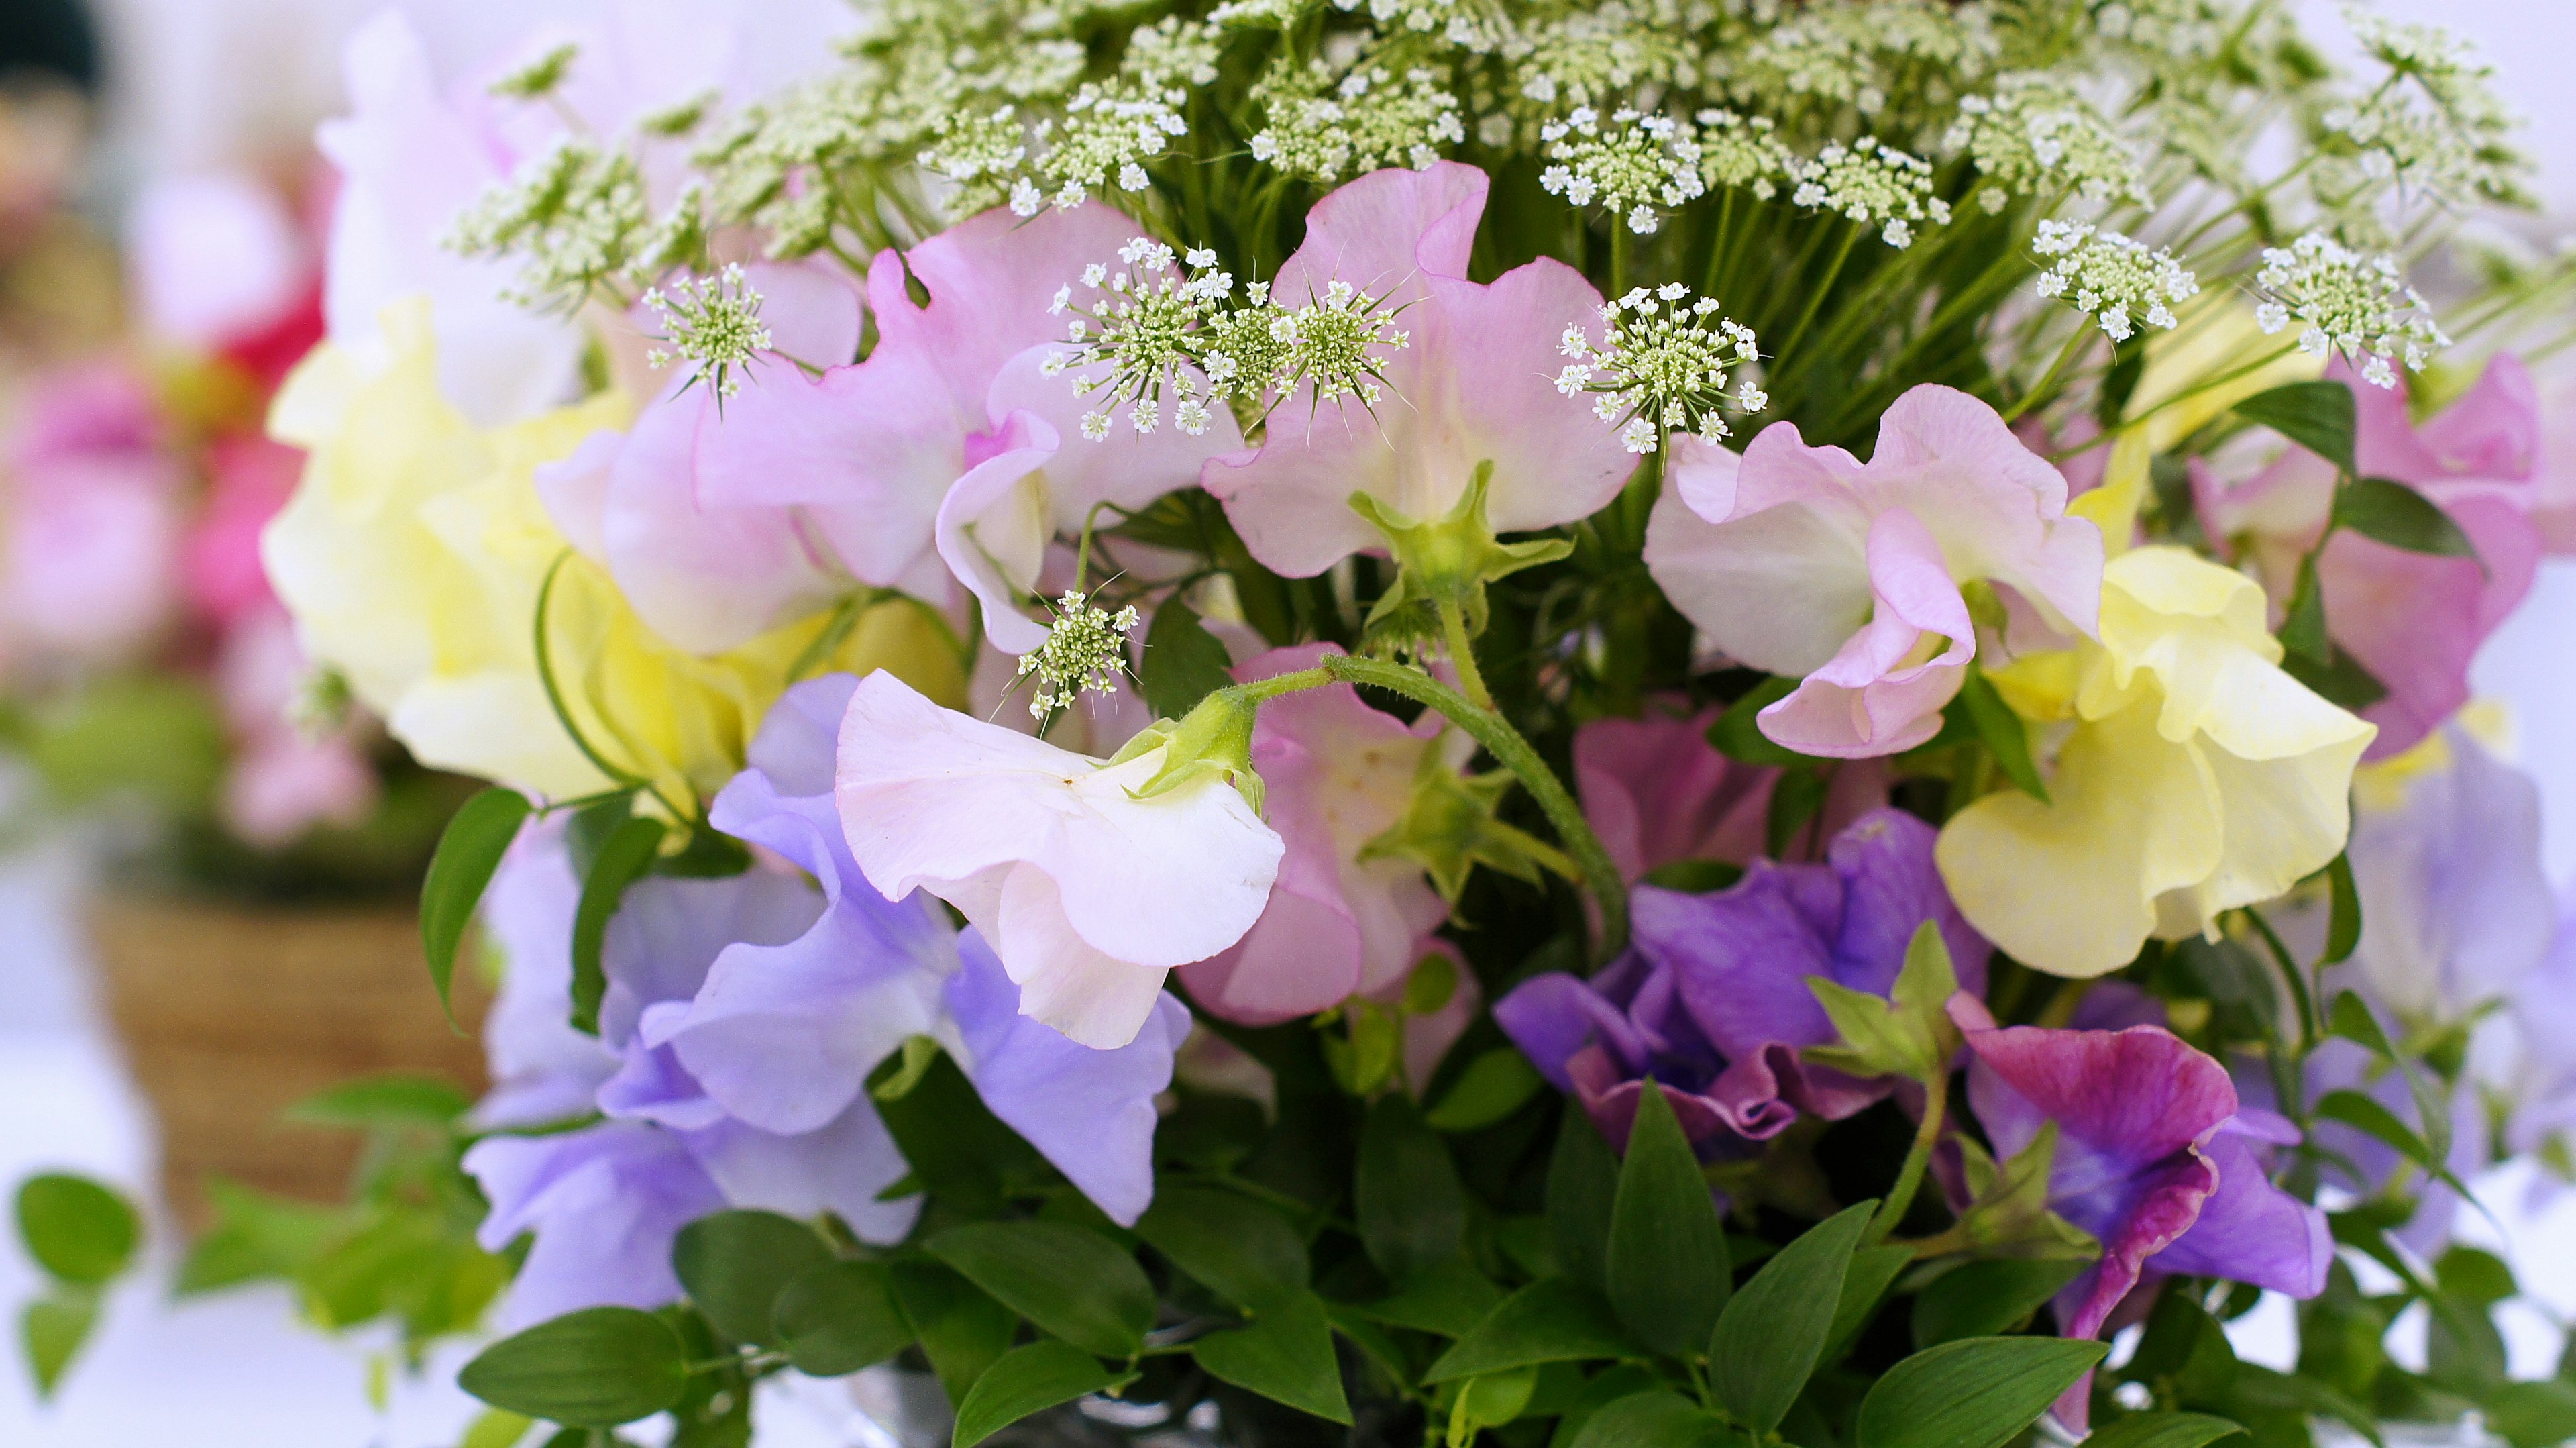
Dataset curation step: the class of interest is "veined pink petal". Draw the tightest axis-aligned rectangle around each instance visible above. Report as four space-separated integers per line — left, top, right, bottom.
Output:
1758 507 1973 758
868 203 1141 424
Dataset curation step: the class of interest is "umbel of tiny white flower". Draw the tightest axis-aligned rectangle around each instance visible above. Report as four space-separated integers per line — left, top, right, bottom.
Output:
1046 237 1411 439
641 264 773 399
2031 221 2198 341
2252 231 2449 388
1014 589 1143 719
1538 106 1708 236
1556 284 1763 453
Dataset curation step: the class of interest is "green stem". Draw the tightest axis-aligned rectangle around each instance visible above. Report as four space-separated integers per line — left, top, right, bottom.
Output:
1867 1067 1948 1248
1434 597 1493 711
2241 906 2320 1054
2000 327 2093 424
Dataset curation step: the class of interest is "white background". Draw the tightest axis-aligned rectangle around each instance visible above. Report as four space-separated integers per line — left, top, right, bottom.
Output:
4 0 2575 1443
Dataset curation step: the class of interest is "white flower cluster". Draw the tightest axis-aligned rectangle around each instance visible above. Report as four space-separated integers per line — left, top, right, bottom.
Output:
1724 1 1998 120
1345 0 1502 50
2031 222 2196 342
1945 76 2148 208
1556 283 1764 453
1019 79 1191 213
1540 107 1707 236
1250 63 1466 183
1511 3 1703 109
1693 108 1792 197
446 135 651 305
641 264 773 399
2253 231 2448 388
1046 238 1415 439
1787 138 1950 248
1015 590 1142 719
2322 11 2528 209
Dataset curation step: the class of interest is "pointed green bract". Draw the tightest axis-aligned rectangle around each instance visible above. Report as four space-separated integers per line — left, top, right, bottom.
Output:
1605 1083 1729 1359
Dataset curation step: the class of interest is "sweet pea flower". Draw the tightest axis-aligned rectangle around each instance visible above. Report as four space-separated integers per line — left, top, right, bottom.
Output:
1179 644 1453 1024
837 670 1285 1049
2196 357 2547 757
1571 701 1896 880
214 604 377 846
651 673 1191 1225
1936 548 2375 978
1495 809 1987 1150
2506 896 2576 1187
265 299 963 803
1960 1015 2330 1429
0 363 184 661
687 205 1240 654
1645 385 2104 758
1203 163 1635 578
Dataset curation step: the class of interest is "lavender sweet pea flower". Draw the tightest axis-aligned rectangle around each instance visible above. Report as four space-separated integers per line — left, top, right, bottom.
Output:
1964 1021 2331 1345
653 673 1193 1225
464 1122 725 1329
1497 809 1986 1149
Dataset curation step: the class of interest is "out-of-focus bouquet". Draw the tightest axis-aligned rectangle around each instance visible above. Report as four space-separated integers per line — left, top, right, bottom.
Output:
29 0 2576 1443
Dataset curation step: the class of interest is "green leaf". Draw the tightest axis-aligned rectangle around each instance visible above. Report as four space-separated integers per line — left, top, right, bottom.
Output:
1566 1389 1728 1448
1426 1049 1546 1133
1349 1257 1505 1336
2324 853 2362 965
15 1174 139 1286
775 1259 912 1377
2336 476 2479 560
1827 1245 1915 1365
2436 1245 2517 1306
1709 676 1817 767
951 1340 1121 1448
1189 1291 1352 1425
1909 1258 2090 1347
926 1221 1155 1360
286 1074 473 1129
1766 765 1830 859
1424 1279 1640 1382
2283 648 2389 711
1135 1184 1309 1311
2078 1412 2248 1448
2314 1090 2438 1174
2278 552 2330 664
1546 1107 1620 1292
2487 1379 2576 1448
888 1260 1017 1408
420 786 533 1023
457 1307 689 1427
671 1210 833 1349
2326 991 2455 1172
1955 668 2047 802
1140 599 1235 719
2236 380 2356 474
1356 1093 1466 1282
1452 1367 1541 1443
21 1292 97 1398
1709 1200 1877 1433
570 815 667 1035
1807 922 1960 1084
458 1407 535 1448
1854 1336 2106 1448
1606 1082 1729 1359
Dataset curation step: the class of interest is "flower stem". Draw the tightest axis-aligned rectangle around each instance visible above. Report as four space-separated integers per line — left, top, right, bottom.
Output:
1867 1066 1948 1249
1434 596 1493 711
2000 327 2092 425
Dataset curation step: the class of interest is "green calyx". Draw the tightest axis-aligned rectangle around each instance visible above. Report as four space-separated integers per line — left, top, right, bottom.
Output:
1360 744 1578 904
1122 689 1267 814
1349 462 1573 644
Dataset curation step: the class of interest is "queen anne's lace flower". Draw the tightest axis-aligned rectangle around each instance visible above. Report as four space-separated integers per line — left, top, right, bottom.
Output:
2031 223 2198 342
641 264 773 399
1250 62 1465 183
446 135 651 305
2323 9 2531 209
2253 231 2448 388
1556 285 1762 452
1694 108 1792 197
1945 75 2149 207
1786 138 1950 248
1014 590 1143 718
1540 107 1707 235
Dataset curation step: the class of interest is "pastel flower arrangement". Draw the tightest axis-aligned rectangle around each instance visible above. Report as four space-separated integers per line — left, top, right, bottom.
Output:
40 0 2576 1442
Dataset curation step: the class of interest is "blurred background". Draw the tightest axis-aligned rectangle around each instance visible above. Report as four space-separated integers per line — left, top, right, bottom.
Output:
0 1 2567 1444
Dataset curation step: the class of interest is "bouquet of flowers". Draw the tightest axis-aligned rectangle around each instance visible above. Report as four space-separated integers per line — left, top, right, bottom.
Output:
57 0 2576 1441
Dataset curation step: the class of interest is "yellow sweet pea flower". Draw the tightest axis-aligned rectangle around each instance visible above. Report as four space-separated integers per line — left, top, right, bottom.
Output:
2071 298 2326 553
265 297 965 807
1935 547 2375 977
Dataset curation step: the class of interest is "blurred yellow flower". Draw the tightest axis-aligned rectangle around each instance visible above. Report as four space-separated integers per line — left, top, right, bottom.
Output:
265 298 965 808
1936 547 2375 977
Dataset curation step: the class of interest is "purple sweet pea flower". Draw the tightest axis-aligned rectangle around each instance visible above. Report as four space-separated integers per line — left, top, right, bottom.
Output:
464 1122 725 1329
1495 809 1987 1152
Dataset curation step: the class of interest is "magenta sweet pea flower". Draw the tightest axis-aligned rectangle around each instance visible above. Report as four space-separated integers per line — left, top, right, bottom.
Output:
1202 163 1635 578
682 205 1240 654
1178 644 1452 1024
1496 809 1988 1150
1572 704 1771 884
1961 1019 2331 1341
1644 386 2104 758
2197 356 2547 757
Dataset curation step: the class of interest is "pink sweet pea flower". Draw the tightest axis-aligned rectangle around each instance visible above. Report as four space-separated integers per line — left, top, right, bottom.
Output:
1203 163 1636 577
1179 644 1454 1024
182 434 304 627
216 603 378 846
1 364 183 660
2196 356 2546 758
686 206 1241 656
1646 386 2103 758
1573 704 1771 882
835 671 1284 1049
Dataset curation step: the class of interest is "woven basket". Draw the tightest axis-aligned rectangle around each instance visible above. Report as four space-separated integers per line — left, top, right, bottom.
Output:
85 891 488 1231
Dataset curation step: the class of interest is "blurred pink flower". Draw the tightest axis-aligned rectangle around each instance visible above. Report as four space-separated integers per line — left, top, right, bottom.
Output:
215 603 377 846
182 434 303 627
1 364 183 660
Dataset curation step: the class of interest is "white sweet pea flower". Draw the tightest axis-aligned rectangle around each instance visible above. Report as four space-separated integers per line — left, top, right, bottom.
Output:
835 672 1285 1047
